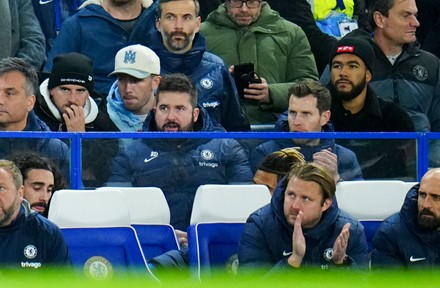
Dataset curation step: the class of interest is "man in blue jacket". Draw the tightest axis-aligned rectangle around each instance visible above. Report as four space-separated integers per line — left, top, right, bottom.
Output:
0 160 70 268
108 73 252 230
251 80 362 182
145 0 250 131
44 0 158 96
371 168 440 269
239 162 368 272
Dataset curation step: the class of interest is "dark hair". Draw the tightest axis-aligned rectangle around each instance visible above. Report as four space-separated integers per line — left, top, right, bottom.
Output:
8 152 67 192
369 0 395 30
258 148 305 182
0 57 38 96
155 73 198 107
288 80 331 114
281 162 336 201
158 0 200 17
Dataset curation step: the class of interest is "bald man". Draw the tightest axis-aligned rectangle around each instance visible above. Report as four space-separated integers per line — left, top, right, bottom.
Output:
371 169 440 270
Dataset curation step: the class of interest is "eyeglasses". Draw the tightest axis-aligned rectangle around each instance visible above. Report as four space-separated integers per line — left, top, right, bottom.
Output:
228 0 262 9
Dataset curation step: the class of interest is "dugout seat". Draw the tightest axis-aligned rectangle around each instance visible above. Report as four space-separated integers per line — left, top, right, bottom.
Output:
96 187 179 261
335 180 414 251
48 189 157 280
188 184 271 280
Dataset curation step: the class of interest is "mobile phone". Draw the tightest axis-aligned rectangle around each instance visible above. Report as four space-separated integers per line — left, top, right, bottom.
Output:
233 63 262 99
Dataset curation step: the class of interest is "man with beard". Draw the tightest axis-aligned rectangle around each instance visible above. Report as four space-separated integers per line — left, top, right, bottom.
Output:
328 32 415 179
250 79 362 182
10 152 67 217
44 0 158 96
0 160 70 268
200 0 318 125
108 73 252 231
371 168 440 269
145 0 249 132
239 162 368 272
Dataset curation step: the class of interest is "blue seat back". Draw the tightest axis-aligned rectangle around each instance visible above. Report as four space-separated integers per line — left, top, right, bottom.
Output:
132 224 179 261
62 227 150 279
188 222 245 279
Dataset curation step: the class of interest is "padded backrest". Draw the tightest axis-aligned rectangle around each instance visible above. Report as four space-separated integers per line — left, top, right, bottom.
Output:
188 222 244 279
336 180 410 220
96 187 170 224
48 189 130 227
190 184 271 225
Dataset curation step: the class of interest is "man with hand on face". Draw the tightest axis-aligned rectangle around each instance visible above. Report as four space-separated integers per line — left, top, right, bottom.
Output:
371 168 440 269
36 52 117 132
239 162 368 272
251 80 363 182
35 52 119 187
108 73 252 231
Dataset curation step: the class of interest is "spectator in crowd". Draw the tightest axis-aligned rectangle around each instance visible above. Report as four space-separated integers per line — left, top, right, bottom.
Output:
251 80 363 182
253 147 305 195
239 162 368 272
0 0 46 69
31 0 87 53
44 0 158 96
371 168 440 269
146 0 249 131
0 160 70 268
322 0 440 167
36 53 117 132
36 52 119 187
0 57 70 182
107 44 161 133
9 152 67 218
200 0 318 125
328 30 416 179
108 73 252 230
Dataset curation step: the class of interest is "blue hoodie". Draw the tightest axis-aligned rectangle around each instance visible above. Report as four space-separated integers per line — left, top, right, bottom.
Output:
239 180 368 272
108 106 253 230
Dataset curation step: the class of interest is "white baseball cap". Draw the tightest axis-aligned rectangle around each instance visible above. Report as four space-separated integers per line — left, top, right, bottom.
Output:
109 44 160 79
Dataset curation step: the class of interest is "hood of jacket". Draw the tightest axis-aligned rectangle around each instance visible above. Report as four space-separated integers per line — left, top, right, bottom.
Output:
400 185 440 248
270 178 339 240
107 80 145 132
150 31 206 75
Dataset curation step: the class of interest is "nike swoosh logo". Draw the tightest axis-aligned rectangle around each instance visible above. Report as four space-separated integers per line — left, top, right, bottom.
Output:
39 0 54 4
410 256 426 262
144 155 158 163
283 250 292 256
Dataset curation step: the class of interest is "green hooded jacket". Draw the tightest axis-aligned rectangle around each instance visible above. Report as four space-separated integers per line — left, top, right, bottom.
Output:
200 2 318 124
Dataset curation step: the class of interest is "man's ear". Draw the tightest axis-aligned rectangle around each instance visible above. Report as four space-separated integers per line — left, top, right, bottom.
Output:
193 107 200 122
320 110 331 126
195 16 201 33
155 18 162 32
27 95 36 112
366 70 372 83
373 11 385 29
321 198 332 212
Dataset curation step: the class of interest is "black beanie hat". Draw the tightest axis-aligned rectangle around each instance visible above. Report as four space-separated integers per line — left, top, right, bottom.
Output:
329 32 375 75
48 52 94 92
